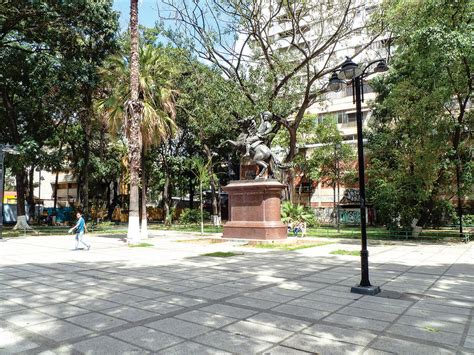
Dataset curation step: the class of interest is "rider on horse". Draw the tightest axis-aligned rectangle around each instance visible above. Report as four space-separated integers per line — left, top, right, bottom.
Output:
244 111 273 157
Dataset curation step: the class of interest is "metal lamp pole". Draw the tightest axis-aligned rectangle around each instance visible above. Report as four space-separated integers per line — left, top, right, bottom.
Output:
329 58 388 295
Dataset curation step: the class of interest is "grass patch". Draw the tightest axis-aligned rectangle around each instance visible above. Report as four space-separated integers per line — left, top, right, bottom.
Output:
128 242 154 248
201 252 241 257
330 249 360 256
249 241 334 251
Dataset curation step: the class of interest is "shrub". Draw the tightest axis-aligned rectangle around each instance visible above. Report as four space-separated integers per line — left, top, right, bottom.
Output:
281 201 318 227
179 208 210 224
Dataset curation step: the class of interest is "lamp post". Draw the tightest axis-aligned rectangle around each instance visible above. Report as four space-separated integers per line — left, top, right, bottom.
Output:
329 57 388 296
0 144 20 240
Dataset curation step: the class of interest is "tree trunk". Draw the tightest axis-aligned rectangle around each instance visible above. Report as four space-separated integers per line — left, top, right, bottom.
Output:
127 0 143 244
13 170 32 230
140 148 148 239
189 175 194 209
82 129 90 217
163 173 171 226
200 181 204 235
53 169 59 210
27 166 35 222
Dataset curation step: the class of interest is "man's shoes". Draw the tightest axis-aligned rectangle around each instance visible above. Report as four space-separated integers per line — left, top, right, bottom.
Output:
87 245 91 250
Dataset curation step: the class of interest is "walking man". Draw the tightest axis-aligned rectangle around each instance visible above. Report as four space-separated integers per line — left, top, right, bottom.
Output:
69 212 90 250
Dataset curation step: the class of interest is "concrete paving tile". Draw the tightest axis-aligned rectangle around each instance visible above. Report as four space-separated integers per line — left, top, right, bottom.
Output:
405 307 469 324
411 301 471 315
146 318 214 338
227 296 280 309
99 293 147 305
157 341 231 354
2 310 58 328
0 288 35 298
72 335 145 354
111 326 182 351
194 330 273 353
0 301 27 314
185 289 230 300
362 349 396 355
27 319 93 341
287 298 343 312
303 323 377 346
336 306 400 322
272 304 330 321
155 283 195 293
175 310 237 328
156 294 206 307
199 304 258 319
395 315 466 334
243 290 294 303
324 313 390 332
370 336 455 355
66 312 127 331
350 300 409 314
223 320 294 343
0 328 40 353
101 305 157 322
36 345 74 354
246 312 311 332
282 333 365 354
464 336 474 349
34 303 90 318
135 300 184 314
301 292 354 305
387 324 463 347
69 298 121 311
123 288 168 299
263 345 311 354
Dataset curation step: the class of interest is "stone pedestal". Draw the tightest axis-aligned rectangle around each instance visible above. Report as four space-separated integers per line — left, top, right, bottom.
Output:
222 180 287 240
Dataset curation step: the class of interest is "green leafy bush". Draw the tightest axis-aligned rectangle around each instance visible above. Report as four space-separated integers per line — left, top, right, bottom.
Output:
179 208 210 224
281 201 318 227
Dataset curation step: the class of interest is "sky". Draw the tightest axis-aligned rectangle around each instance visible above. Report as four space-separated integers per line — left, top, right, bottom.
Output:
113 0 162 30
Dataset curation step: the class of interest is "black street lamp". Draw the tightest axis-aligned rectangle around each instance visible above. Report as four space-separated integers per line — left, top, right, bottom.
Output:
0 144 20 240
329 57 388 296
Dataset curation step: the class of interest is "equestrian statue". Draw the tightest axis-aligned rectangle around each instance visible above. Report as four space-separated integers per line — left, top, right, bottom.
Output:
220 111 288 179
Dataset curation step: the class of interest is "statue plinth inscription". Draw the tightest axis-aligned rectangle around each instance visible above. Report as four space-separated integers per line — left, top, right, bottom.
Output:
222 180 287 240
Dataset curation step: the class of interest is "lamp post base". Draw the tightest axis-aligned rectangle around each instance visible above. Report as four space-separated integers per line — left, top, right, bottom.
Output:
351 285 381 296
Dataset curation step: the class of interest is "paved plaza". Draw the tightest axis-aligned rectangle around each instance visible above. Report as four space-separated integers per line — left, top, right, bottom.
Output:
0 232 473 354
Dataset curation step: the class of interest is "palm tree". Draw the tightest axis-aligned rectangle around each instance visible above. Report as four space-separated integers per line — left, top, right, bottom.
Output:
127 0 142 244
96 41 177 243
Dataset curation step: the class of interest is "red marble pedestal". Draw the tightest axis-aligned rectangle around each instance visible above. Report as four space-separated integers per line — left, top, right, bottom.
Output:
222 180 287 240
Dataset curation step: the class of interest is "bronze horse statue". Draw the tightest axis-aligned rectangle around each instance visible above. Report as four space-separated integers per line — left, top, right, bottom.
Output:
220 117 287 179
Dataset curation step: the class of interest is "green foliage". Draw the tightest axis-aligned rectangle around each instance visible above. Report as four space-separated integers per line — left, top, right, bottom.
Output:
201 252 240 257
368 0 473 227
281 201 317 227
179 208 211 224
129 243 154 248
330 249 360 256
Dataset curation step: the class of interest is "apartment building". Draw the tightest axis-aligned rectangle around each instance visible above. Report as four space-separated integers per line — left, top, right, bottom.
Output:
234 0 388 223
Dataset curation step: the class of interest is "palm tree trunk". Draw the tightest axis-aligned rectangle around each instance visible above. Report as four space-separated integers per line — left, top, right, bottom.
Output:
127 0 142 244
141 148 148 239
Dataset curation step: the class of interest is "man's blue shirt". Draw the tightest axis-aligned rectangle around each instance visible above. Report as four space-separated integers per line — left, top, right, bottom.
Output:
77 217 85 232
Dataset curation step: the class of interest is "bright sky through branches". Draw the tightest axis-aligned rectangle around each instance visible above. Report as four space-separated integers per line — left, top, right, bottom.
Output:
113 0 160 29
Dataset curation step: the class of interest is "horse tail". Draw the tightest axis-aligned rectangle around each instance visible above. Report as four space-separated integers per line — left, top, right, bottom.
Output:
271 152 291 170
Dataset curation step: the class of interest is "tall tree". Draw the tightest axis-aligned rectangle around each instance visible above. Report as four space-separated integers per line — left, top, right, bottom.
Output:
0 0 118 228
126 0 143 243
160 0 383 161
368 0 473 228
97 42 179 239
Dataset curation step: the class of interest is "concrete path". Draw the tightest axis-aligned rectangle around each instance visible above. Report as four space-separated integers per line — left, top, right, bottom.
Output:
0 232 472 354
